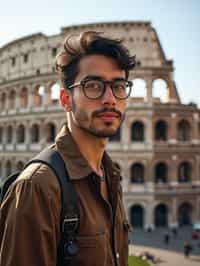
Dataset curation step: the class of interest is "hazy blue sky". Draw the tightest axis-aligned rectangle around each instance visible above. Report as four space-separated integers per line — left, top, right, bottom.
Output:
0 0 199 106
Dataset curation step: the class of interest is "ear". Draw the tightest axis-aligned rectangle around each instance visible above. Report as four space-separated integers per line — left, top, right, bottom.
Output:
60 88 72 112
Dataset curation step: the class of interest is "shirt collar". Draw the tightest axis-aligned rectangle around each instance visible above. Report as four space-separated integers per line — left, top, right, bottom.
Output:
55 124 120 180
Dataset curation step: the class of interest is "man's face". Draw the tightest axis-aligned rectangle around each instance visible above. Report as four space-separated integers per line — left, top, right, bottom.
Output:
67 54 127 138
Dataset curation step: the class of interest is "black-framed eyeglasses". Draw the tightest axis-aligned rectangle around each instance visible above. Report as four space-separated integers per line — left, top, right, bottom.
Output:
68 77 133 100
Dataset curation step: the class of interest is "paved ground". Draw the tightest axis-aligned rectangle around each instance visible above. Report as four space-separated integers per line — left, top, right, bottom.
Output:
129 227 200 265
129 245 200 266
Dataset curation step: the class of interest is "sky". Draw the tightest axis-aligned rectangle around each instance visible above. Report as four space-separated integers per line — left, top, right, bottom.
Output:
0 0 199 106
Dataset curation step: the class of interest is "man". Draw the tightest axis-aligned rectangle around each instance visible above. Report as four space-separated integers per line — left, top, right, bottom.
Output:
0 31 135 266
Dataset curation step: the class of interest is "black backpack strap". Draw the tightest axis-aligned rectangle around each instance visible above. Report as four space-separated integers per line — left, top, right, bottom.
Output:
1 172 20 201
25 147 80 266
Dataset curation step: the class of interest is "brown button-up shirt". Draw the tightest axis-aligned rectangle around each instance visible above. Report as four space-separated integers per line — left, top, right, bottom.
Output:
0 125 129 266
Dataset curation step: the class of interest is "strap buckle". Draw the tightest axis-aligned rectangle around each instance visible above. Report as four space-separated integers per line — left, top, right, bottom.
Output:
62 215 79 234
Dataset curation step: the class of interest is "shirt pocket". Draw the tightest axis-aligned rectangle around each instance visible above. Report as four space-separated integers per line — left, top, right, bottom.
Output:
72 231 107 266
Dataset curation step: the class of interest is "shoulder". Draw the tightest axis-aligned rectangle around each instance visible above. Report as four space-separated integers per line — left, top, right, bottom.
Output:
16 162 61 197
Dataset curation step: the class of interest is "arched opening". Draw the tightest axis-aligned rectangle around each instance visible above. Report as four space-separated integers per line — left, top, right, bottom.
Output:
131 163 145 183
155 120 168 141
16 161 24 171
178 162 191 183
109 127 121 142
155 162 168 183
17 124 25 143
8 90 16 109
152 79 168 103
50 83 60 104
6 125 13 144
33 85 43 107
130 205 144 228
6 161 12 176
1 92 6 110
154 204 168 227
177 120 191 141
31 124 40 143
20 87 28 108
131 79 147 99
46 123 56 143
178 202 192 226
131 121 144 141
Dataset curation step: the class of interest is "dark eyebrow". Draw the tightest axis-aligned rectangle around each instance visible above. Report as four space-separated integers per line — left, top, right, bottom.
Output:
83 75 127 81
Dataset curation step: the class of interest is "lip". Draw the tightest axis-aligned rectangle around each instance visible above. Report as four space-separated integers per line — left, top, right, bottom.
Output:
98 112 119 121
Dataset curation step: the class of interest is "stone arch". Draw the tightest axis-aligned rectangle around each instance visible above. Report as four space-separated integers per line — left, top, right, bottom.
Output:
154 203 168 227
131 121 145 141
178 161 192 183
5 160 12 176
30 123 40 143
178 202 193 226
155 162 168 183
131 78 147 99
20 87 28 108
130 163 145 183
45 122 56 143
0 92 6 110
17 124 25 143
177 120 191 141
8 90 16 109
130 204 144 228
16 161 24 171
152 79 168 103
33 85 43 107
154 120 168 141
6 125 13 144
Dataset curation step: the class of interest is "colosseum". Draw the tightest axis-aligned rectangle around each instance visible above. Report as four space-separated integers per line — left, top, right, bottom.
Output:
0 21 200 230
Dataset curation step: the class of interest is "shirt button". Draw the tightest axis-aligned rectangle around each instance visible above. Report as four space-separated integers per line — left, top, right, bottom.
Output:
116 253 120 259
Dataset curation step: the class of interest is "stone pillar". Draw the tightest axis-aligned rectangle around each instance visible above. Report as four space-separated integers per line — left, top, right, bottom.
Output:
169 113 177 143
13 121 17 149
15 88 21 110
25 120 30 150
170 197 178 227
28 85 34 109
170 155 178 184
145 78 153 104
145 201 154 230
192 113 199 143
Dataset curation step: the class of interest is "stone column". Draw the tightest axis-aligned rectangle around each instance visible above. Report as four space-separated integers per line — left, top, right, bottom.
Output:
169 113 177 143
13 121 17 149
145 78 153 104
170 197 178 227
192 113 199 144
145 201 154 230
15 88 21 110
25 120 30 150
27 85 34 109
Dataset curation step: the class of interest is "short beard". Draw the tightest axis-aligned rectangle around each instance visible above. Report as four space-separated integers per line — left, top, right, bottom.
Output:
71 97 125 138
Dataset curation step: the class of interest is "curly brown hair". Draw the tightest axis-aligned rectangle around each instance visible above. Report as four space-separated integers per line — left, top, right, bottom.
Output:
56 31 135 88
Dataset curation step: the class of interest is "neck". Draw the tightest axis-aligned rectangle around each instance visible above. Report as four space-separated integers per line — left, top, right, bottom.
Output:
68 120 108 176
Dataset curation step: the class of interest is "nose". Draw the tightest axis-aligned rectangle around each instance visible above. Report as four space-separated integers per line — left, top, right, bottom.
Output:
101 85 117 106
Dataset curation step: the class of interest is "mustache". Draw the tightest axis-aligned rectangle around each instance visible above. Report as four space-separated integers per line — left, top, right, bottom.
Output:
92 107 122 118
